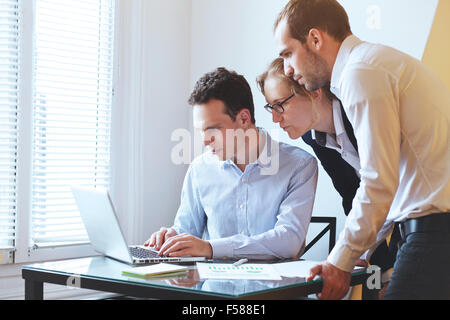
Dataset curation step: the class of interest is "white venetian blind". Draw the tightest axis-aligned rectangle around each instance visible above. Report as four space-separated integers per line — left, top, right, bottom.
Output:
0 0 19 250
31 0 115 246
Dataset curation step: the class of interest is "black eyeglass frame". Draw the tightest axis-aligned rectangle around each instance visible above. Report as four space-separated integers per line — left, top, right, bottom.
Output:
264 93 295 114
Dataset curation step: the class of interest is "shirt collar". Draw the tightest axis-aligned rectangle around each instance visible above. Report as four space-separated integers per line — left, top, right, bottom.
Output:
330 35 363 93
219 127 274 170
311 129 326 147
332 99 346 137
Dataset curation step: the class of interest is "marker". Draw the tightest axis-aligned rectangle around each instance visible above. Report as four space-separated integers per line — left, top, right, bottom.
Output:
233 258 248 267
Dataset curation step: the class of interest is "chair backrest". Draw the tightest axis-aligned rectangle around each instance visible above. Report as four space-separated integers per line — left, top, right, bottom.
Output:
302 216 336 256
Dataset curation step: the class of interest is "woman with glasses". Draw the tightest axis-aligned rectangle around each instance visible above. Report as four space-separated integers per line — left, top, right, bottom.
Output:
257 58 350 152
257 58 361 180
257 57 361 216
257 58 400 299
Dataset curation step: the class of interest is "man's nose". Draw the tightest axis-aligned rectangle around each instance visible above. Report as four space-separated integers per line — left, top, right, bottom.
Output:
284 60 294 77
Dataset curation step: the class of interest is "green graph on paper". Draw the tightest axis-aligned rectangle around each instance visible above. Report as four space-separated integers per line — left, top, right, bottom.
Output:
208 265 264 274
197 263 282 280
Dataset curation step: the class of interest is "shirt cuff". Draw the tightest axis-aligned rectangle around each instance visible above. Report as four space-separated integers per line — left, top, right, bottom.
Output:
208 238 234 259
327 240 362 273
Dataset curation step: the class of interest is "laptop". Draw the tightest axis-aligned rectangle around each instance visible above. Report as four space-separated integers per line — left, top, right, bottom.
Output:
71 186 206 265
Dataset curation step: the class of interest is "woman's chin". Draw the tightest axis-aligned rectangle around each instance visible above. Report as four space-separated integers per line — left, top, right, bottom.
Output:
287 130 302 140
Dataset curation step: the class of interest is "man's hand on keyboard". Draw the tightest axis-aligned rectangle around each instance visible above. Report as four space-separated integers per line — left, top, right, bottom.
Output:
159 233 212 259
144 227 178 251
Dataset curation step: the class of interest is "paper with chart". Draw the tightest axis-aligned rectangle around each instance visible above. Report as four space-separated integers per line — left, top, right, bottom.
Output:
196 263 282 280
196 260 364 281
272 260 322 278
272 260 366 278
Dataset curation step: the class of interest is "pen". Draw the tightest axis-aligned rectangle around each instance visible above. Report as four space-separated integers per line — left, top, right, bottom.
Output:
233 258 248 267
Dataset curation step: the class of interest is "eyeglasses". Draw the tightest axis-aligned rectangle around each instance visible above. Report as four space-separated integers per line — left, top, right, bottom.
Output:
264 93 295 114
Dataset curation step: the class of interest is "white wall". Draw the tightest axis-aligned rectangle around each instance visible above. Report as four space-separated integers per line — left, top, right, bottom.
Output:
112 0 192 244
339 0 438 59
139 1 192 244
189 0 438 260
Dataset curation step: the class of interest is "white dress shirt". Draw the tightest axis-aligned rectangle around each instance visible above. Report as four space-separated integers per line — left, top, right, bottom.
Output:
312 98 361 176
328 35 450 272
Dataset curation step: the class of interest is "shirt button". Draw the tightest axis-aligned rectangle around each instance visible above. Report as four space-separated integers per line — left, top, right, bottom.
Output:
242 178 246 183
240 204 244 209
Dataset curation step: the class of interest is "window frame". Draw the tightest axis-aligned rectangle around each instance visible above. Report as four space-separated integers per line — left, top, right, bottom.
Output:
11 0 118 264
0 0 20 255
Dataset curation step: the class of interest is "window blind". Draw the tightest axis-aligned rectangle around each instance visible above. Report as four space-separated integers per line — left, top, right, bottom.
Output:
31 0 115 247
0 0 19 250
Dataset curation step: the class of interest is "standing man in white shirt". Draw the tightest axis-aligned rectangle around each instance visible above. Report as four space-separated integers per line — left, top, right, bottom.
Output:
273 0 450 299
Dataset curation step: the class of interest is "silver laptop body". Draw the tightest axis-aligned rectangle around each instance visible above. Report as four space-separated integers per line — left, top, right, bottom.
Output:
71 186 205 265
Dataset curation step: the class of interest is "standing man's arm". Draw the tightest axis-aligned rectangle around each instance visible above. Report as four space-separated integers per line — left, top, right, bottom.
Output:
310 66 401 299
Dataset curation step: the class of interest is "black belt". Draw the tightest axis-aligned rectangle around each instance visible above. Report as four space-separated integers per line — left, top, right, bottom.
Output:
399 212 450 241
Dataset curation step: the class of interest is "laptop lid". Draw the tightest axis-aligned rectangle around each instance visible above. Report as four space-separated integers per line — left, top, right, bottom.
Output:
71 186 134 264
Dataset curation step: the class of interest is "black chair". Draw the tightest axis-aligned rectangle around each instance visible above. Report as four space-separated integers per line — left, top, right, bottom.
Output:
303 216 336 255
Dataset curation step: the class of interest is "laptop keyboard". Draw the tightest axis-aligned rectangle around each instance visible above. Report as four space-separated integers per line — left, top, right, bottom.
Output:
129 246 166 259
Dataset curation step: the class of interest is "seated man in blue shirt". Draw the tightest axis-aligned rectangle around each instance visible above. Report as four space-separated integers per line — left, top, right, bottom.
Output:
144 67 318 260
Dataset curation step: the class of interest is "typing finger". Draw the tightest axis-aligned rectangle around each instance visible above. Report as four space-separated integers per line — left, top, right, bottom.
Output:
167 247 191 257
159 234 189 255
162 241 190 257
145 233 156 247
155 228 168 250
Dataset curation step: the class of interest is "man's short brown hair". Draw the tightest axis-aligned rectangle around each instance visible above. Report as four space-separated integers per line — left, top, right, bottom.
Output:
274 0 351 44
188 67 256 124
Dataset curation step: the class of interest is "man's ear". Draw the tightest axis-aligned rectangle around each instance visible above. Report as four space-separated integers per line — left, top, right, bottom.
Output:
237 109 252 128
307 28 324 51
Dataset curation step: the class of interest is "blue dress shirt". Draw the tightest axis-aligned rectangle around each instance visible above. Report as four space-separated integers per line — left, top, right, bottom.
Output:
172 129 318 260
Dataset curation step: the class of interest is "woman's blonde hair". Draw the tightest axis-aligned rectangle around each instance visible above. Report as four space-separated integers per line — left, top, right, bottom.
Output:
256 57 336 102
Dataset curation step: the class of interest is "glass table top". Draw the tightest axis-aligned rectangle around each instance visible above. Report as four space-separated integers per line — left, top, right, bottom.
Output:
23 256 365 299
